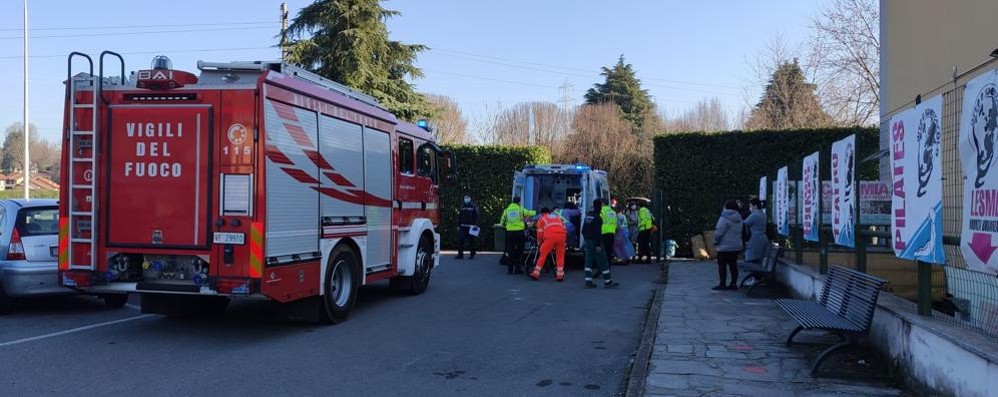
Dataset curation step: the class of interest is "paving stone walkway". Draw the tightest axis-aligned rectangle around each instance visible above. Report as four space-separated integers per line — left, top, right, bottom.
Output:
644 261 905 397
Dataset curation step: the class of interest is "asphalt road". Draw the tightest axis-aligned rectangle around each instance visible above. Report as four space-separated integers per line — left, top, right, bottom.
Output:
0 254 661 397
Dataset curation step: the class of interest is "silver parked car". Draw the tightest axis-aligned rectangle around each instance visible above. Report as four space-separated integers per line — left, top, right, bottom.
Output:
0 199 127 313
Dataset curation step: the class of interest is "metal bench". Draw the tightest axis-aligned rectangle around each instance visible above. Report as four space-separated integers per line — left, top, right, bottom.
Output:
738 242 782 296
776 266 887 376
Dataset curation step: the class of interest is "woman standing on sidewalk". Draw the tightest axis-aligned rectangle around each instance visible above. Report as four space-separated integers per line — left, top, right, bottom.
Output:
742 198 768 264
713 200 743 290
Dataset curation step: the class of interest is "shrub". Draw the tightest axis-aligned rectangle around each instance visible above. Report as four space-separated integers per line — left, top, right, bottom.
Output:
439 145 551 250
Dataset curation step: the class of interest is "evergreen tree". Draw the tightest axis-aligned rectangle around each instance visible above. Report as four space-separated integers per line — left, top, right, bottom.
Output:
285 0 432 121
584 56 655 129
745 60 833 130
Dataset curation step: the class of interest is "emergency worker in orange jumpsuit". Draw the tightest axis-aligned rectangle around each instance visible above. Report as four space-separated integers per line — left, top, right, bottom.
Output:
530 207 567 282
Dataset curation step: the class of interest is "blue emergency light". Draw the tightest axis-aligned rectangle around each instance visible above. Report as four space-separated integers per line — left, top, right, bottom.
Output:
417 119 430 131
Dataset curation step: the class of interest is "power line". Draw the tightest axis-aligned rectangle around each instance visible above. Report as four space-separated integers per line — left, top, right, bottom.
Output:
432 47 742 90
0 21 277 32
0 46 274 60
424 69 698 104
0 26 275 40
430 50 741 97
423 69 560 89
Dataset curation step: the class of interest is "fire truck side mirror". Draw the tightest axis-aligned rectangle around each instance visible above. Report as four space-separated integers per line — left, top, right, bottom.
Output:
443 151 458 184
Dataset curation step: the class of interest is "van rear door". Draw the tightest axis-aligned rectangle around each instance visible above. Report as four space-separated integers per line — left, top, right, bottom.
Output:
105 105 212 248
512 171 525 203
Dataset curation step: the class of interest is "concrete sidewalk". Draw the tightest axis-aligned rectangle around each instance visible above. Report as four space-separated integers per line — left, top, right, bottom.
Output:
643 261 905 397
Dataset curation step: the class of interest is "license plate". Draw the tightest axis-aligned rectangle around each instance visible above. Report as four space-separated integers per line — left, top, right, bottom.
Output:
213 232 245 245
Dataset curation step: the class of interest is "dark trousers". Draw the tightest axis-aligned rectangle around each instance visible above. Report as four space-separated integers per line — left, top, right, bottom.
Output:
506 231 525 273
637 230 652 261
602 233 615 262
457 227 476 258
584 239 612 283
717 251 739 286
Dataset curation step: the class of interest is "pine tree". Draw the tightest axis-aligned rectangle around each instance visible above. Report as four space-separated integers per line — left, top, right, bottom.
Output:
745 60 833 130
285 0 432 121
584 56 655 129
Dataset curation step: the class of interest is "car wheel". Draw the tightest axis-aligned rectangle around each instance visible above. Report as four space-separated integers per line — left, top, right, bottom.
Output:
320 244 360 324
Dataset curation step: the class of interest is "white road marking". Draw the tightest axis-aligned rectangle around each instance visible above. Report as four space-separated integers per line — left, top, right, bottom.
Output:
0 314 156 348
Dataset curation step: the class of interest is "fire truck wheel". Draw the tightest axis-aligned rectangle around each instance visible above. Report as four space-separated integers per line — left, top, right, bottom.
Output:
0 285 12 315
100 293 128 309
321 244 360 324
390 235 433 295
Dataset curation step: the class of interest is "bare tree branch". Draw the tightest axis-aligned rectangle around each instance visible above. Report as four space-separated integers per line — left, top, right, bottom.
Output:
426 94 469 144
808 0 880 126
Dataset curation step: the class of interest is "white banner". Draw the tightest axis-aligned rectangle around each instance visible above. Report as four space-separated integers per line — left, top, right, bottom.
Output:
960 70 998 275
802 152 820 242
832 135 856 247
890 95 945 263
777 166 789 236
759 176 767 201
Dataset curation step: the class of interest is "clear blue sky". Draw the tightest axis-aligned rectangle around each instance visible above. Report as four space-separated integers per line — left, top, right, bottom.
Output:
0 0 826 143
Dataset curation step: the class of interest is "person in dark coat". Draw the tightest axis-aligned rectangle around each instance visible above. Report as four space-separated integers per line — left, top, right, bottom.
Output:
456 195 479 260
713 199 743 290
735 198 751 220
582 199 619 289
742 198 769 263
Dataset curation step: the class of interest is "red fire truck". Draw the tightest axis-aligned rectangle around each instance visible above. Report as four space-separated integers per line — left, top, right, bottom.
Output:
58 51 453 323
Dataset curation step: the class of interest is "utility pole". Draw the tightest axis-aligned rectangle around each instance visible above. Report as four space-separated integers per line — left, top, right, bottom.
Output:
23 0 29 200
558 80 573 139
280 3 289 61
527 107 535 145
559 80 573 113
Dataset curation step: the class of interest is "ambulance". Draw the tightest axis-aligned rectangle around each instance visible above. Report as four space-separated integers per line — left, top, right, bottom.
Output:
58 52 453 323
511 164 611 250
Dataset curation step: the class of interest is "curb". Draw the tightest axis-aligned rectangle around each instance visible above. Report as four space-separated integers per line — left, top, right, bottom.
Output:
624 261 669 397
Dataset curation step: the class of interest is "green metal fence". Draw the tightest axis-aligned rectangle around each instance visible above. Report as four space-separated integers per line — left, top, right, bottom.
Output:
780 225 997 340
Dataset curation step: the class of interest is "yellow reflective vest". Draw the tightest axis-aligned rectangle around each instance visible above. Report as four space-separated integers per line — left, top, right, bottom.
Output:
638 207 654 231
600 206 617 234
500 204 535 232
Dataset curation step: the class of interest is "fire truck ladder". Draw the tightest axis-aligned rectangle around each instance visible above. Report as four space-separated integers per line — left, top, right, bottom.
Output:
65 51 125 271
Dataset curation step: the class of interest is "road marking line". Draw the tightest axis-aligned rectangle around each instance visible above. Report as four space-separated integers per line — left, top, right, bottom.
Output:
0 314 156 348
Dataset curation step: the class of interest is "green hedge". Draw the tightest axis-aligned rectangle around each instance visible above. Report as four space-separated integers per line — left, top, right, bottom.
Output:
653 128 879 257
0 189 58 199
439 145 552 250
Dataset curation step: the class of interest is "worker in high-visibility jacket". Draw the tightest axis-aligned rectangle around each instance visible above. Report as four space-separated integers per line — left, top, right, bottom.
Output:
583 199 619 288
600 203 618 263
636 202 656 264
499 197 536 275
530 207 568 282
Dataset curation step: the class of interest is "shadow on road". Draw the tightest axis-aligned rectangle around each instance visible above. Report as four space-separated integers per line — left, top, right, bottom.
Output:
4 294 112 317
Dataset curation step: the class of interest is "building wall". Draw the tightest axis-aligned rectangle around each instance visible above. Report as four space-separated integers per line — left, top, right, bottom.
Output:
881 0 998 117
